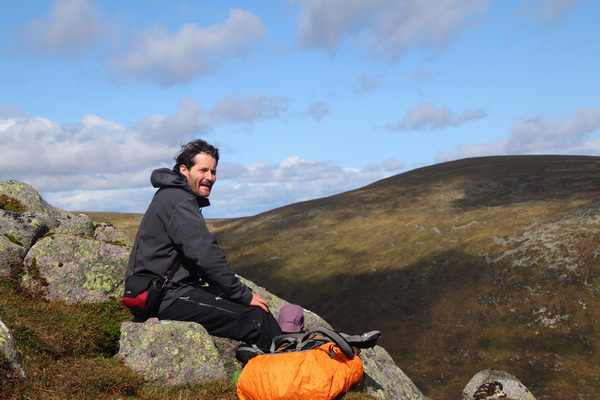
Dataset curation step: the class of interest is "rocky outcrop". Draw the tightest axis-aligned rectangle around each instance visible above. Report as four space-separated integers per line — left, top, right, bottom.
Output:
462 369 536 400
0 180 130 303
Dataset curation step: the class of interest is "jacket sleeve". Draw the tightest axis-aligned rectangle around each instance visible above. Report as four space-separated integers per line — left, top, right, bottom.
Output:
166 197 253 305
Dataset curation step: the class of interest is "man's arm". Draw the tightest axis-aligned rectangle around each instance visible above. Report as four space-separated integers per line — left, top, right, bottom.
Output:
249 292 270 312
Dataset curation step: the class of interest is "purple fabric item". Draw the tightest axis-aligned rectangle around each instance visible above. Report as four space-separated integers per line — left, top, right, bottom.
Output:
277 304 305 333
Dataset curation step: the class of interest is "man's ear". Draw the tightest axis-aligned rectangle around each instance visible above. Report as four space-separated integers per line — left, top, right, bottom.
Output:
179 164 188 175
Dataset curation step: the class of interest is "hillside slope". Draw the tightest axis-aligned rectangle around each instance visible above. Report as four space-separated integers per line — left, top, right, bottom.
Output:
212 155 600 399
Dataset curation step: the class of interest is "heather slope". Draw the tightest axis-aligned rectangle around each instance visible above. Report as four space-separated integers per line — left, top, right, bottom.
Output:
210 155 600 399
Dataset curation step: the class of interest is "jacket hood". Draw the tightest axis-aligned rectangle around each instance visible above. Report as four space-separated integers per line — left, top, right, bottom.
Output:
150 168 211 206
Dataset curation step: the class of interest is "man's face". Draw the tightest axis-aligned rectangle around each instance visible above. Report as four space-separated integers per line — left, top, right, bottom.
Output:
179 153 217 197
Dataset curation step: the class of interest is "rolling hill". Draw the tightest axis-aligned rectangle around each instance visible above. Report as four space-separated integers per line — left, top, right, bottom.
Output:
209 155 600 399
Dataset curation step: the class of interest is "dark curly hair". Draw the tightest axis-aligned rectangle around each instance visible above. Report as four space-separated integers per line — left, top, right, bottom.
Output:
174 139 220 170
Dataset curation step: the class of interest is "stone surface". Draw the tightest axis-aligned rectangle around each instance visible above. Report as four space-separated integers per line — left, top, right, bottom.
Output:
94 221 133 246
462 369 536 400
22 233 129 303
117 319 228 387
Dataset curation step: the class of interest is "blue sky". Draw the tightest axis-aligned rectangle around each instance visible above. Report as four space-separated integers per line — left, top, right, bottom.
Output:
1 0 598 218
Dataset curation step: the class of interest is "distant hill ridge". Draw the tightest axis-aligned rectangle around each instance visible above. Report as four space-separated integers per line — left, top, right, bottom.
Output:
209 155 600 399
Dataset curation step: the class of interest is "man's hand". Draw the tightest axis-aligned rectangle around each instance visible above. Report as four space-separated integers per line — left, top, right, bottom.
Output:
249 292 270 312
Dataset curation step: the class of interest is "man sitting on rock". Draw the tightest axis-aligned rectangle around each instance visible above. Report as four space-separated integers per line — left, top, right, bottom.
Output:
124 139 283 352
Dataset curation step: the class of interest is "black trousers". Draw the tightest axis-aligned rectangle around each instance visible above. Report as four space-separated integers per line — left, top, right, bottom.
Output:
158 286 283 352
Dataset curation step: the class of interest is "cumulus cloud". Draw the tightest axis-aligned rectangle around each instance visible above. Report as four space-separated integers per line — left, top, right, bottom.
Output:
14 4 267 86
209 155 391 217
386 102 487 131
294 0 490 59
212 93 292 123
0 101 396 217
0 92 292 192
108 8 267 86
16 0 103 55
133 97 213 142
0 111 174 192
435 107 600 163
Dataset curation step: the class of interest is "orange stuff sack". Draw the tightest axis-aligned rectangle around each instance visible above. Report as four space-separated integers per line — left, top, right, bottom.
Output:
236 343 363 400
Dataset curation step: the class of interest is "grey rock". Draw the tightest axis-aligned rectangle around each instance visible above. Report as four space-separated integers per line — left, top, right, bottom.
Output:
0 317 26 379
22 233 129 303
0 180 67 230
0 235 26 277
0 181 96 239
0 210 49 251
54 213 95 237
462 369 536 400
117 318 228 387
94 221 132 246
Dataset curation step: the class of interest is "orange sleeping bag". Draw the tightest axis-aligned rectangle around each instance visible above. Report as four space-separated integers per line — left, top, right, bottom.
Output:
236 342 364 400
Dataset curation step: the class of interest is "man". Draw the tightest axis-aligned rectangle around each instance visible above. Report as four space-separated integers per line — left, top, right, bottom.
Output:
125 139 282 351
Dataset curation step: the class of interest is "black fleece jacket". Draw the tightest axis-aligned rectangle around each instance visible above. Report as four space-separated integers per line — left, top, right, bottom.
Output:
125 168 253 310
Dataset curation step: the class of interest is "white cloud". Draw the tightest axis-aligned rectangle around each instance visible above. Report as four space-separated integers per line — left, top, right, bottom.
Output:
294 0 490 59
0 111 173 192
212 93 292 123
133 97 213 142
109 8 267 86
0 102 396 217
16 0 103 55
382 158 406 172
386 102 487 131
209 155 391 217
0 92 292 193
435 107 600 163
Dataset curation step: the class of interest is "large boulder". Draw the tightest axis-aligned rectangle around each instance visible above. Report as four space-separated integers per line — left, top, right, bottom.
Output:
117 318 228 387
0 181 69 230
22 233 129 303
462 369 536 400
1 180 131 296
0 181 96 239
